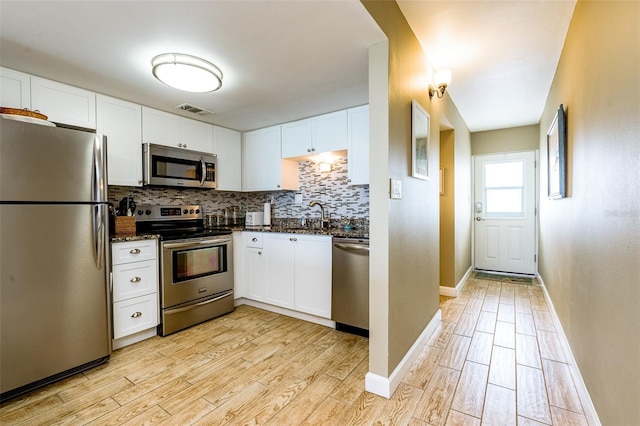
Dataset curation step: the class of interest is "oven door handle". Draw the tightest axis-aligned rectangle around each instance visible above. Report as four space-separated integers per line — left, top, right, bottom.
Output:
162 237 232 249
165 290 233 315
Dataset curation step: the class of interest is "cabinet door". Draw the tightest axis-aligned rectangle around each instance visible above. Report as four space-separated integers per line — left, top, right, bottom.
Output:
247 247 267 302
263 234 295 309
233 231 246 298
214 126 242 191
313 110 348 154
281 118 312 158
31 77 96 129
97 95 143 186
347 105 369 185
243 125 292 191
113 293 159 339
142 107 181 147
0 67 30 109
294 235 332 318
182 117 213 152
112 259 158 302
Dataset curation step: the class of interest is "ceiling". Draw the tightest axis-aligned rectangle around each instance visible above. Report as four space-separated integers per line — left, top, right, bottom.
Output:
0 1 575 133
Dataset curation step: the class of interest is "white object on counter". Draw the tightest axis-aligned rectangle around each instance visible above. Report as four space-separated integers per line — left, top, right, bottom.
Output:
263 202 271 226
246 211 264 226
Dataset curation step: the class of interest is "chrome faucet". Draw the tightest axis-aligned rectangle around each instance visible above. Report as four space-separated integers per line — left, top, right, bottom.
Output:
309 201 328 228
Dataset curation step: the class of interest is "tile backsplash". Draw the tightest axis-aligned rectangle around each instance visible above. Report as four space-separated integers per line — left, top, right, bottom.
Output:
109 156 369 226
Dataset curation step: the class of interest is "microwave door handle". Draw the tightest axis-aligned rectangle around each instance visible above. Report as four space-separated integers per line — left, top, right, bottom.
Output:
199 157 206 187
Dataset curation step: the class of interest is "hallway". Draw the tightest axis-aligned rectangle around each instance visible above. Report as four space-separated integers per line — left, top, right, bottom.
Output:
0 276 593 425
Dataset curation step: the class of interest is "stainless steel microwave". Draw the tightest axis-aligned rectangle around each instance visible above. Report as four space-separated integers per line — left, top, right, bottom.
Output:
143 143 217 189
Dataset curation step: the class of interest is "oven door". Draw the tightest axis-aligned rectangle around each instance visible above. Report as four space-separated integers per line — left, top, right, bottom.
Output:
161 236 233 308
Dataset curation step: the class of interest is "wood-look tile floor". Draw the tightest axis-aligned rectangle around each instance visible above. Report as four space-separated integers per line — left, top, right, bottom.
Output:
0 277 591 425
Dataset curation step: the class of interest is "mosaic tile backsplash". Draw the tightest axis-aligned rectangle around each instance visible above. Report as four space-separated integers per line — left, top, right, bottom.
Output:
109 156 369 227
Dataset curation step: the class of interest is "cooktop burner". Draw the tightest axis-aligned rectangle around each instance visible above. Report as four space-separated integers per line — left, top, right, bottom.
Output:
135 204 232 241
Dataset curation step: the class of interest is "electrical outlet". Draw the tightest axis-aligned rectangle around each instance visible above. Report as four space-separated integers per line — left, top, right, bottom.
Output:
294 193 302 204
390 178 402 199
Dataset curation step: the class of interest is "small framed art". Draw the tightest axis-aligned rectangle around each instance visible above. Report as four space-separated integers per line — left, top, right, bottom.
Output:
411 99 430 180
547 104 567 199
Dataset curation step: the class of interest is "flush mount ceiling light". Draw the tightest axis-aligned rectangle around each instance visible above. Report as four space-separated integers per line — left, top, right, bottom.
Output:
429 69 452 99
151 53 223 93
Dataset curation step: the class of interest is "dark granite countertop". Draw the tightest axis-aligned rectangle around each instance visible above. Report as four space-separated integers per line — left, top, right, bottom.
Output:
110 233 160 243
233 226 369 239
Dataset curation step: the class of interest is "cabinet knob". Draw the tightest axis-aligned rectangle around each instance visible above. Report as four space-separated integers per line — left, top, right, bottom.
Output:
307 148 312 152
252 237 258 242
258 251 262 255
178 143 187 148
276 184 281 188
130 276 142 283
289 237 298 242
131 311 142 318
311 147 316 152
129 248 141 255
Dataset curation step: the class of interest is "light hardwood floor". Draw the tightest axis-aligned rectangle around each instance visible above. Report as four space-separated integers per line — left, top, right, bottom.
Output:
0 277 591 425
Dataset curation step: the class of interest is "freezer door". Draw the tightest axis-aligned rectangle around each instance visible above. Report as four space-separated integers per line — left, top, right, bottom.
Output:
0 118 107 202
0 204 111 394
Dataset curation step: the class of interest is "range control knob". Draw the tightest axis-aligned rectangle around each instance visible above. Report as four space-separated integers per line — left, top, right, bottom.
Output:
183 209 188 215
195 209 200 214
137 209 143 215
145 209 152 215
189 209 194 214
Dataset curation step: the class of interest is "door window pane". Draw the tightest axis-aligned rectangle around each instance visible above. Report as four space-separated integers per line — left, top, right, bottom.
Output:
486 188 523 213
484 160 525 217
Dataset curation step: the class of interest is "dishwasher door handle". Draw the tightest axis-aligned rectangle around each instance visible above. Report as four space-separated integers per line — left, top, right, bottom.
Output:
334 243 370 252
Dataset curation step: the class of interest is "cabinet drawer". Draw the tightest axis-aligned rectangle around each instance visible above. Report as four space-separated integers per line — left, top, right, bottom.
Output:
112 240 157 265
246 232 263 248
112 259 158 302
113 293 158 339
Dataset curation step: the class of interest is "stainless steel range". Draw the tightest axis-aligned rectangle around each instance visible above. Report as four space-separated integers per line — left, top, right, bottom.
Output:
136 205 234 336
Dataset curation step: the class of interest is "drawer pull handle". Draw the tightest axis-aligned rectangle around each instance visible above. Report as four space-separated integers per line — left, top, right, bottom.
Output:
129 248 141 255
130 276 142 283
131 311 142 318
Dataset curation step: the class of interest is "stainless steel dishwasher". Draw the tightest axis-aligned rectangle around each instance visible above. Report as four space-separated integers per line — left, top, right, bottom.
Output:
332 237 370 337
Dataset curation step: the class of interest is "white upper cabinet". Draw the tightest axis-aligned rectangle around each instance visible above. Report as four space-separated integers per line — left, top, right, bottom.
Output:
142 107 213 153
281 110 347 158
242 125 299 191
0 67 30 109
347 105 369 185
31 76 96 129
213 126 242 192
97 95 143 187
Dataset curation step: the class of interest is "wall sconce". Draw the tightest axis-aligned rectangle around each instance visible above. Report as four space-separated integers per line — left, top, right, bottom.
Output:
429 69 452 99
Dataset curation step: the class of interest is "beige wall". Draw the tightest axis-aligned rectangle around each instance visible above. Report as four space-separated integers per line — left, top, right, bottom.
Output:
439 112 472 289
471 124 539 155
538 1 640 423
363 0 470 376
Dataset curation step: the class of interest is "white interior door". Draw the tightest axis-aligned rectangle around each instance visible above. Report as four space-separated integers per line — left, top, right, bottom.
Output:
473 151 537 275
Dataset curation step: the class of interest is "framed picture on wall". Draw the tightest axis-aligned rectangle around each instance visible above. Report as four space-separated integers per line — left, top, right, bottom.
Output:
547 104 567 199
411 99 430 180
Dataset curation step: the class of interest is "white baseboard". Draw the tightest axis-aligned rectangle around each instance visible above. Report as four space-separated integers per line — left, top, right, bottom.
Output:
365 309 442 399
537 274 601 426
440 266 473 297
112 327 157 350
235 297 336 329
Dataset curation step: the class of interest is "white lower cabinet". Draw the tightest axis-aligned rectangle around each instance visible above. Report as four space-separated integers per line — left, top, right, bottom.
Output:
263 233 332 318
111 239 159 348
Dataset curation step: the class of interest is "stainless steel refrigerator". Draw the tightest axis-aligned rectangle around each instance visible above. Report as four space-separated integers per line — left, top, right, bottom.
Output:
0 118 111 400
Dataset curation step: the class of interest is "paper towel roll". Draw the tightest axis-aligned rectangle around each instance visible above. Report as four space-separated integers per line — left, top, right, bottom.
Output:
263 202 271 226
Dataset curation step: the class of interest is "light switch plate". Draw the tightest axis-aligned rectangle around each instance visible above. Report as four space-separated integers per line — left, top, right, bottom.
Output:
390 178 402 199
294 193 302 204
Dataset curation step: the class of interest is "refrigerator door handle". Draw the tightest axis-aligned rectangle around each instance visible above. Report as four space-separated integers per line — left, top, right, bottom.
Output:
93 204 105 269
92 135 106 203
